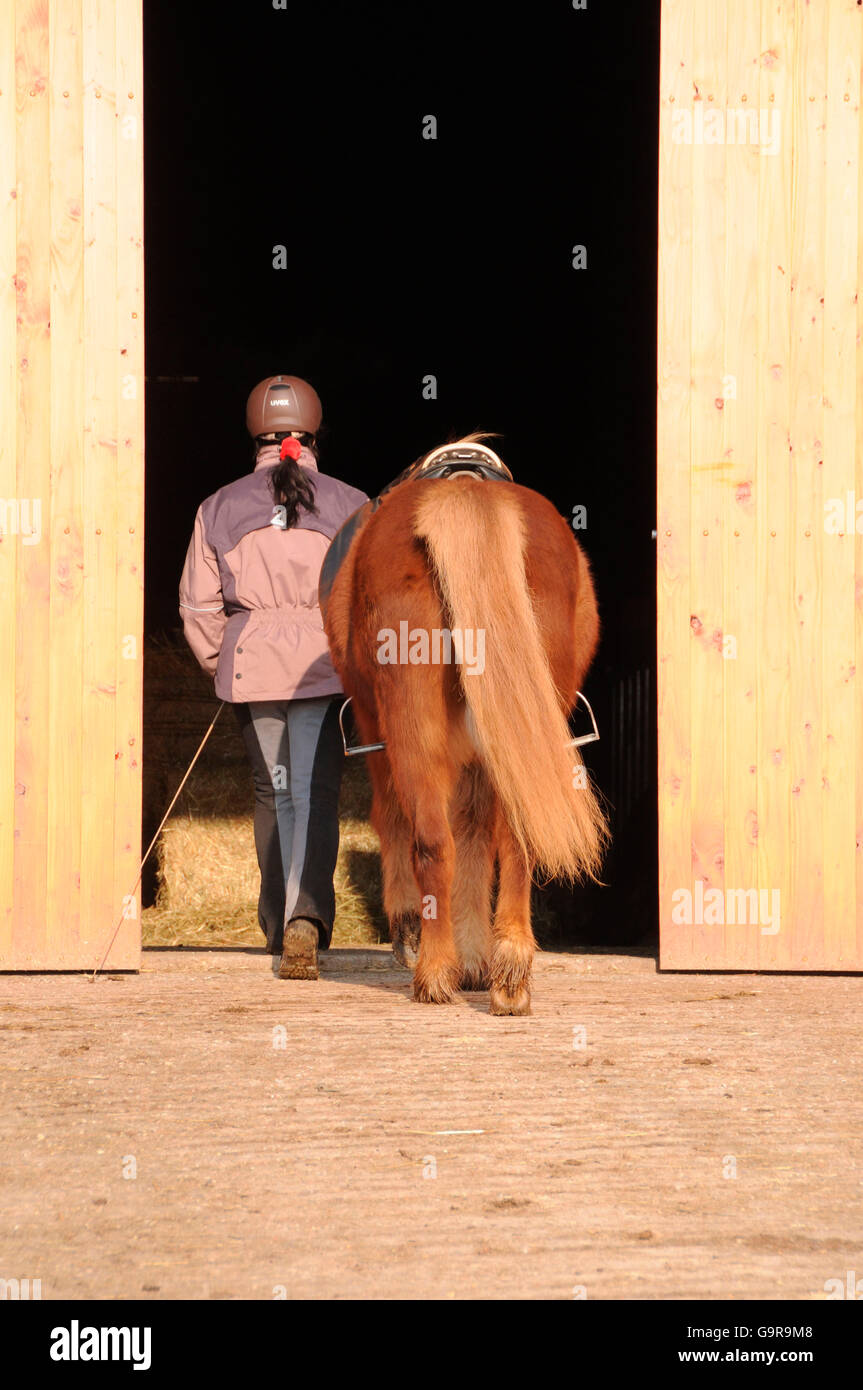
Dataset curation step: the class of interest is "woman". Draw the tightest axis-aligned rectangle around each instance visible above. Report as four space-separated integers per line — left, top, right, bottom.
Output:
179 375 369 979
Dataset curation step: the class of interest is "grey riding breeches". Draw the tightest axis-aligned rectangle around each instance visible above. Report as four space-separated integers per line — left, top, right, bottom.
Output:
232 695 344 953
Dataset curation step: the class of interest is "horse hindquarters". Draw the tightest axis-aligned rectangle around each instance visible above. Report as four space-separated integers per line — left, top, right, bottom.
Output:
412 477 608 886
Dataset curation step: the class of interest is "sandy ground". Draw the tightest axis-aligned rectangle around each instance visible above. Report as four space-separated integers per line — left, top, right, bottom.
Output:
1 945 861 1301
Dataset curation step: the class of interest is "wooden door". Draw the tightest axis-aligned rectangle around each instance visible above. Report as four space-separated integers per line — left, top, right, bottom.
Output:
658 0 863 969
0 0 144 969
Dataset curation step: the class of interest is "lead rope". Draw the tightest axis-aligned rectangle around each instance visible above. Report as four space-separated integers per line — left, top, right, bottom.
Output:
90 701 226 980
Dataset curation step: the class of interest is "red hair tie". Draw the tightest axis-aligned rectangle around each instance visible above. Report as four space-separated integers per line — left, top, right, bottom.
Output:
280 436 302 462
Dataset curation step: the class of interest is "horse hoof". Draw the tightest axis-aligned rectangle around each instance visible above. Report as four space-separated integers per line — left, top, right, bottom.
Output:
489 984 531 1016
412 965 459 1004
392 936 419 970
390 913 421 970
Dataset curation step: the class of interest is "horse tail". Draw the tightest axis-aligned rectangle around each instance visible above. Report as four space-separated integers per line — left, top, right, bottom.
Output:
413 481 608 883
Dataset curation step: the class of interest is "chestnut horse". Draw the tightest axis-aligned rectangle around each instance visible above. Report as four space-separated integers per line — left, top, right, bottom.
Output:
324 438 607 1014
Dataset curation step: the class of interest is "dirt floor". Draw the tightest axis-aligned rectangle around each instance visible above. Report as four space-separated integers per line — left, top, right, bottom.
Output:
1 945 861 1301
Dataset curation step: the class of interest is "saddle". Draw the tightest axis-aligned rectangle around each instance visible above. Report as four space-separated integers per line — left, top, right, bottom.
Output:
318 443 512 622
384 441 514 490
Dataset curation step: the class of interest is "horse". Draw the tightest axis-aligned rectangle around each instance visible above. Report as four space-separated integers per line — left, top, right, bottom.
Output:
323 436 608 1014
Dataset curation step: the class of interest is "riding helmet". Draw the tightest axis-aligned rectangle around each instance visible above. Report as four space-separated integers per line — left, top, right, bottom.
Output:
245 375 323 440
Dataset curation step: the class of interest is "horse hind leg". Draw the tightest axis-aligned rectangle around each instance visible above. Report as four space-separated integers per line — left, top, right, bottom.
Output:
362 741 422 968
451 764 495 990
390 898 422 971
390 746 460 1004
377 777 422 969
489 808 535 1016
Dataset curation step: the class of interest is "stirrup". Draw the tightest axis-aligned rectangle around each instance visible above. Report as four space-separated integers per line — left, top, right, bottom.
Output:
565 690 601 748
338 698 386 756
338 690 600 757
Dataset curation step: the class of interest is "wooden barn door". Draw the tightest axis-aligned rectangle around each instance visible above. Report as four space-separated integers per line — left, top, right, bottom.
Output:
0 0 144 969
658 0 863 969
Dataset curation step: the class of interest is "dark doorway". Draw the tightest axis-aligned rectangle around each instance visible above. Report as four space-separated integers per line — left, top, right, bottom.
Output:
142 0 660 945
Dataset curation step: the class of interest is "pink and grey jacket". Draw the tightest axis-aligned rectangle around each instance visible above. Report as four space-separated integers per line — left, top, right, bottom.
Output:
179 444 368 702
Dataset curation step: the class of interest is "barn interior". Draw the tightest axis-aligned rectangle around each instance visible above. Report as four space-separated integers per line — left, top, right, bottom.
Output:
141 0 661 947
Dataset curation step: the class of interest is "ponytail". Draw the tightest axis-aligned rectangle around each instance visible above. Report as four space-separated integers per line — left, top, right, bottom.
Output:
269 434 318 528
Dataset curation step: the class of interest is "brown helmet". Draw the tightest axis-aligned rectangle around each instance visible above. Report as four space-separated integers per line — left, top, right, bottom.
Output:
245 375 323 440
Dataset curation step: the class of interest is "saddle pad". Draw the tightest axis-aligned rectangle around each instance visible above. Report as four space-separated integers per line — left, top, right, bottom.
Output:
317 498 378 623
